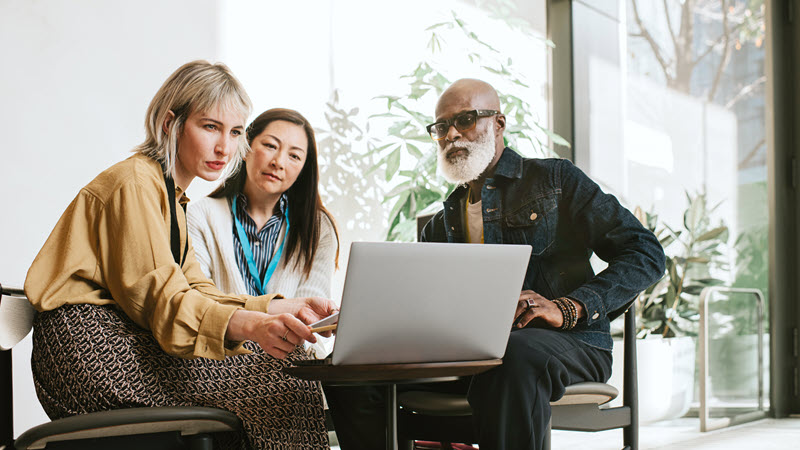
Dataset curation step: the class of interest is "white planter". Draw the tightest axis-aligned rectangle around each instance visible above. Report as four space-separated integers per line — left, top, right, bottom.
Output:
608 336 696 424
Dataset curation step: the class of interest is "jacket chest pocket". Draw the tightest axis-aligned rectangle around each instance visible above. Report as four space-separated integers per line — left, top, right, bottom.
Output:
503 196 557 256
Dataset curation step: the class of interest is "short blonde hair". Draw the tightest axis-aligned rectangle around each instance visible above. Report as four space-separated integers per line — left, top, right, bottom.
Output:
134 60 252 179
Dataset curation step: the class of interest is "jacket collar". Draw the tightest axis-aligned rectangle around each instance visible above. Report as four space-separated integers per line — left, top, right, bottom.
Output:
493 147 523 180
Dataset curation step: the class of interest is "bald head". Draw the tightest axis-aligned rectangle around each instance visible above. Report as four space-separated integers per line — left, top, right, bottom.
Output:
435 78 501 120
433 78 507 184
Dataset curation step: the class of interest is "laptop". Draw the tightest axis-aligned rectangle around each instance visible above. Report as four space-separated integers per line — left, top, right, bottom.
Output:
298 241 531 366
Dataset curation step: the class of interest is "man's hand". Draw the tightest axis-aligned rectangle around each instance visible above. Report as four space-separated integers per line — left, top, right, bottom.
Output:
268 297 338 337
225 310 317 359
513 290 585 329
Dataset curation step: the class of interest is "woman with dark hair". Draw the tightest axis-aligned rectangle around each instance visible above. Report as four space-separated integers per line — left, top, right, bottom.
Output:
187 107 339 343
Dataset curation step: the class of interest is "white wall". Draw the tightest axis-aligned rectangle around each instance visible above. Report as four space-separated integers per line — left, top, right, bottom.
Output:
0 0 222 436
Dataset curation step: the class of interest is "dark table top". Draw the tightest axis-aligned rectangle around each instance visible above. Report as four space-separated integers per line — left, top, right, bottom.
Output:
283 359 502 385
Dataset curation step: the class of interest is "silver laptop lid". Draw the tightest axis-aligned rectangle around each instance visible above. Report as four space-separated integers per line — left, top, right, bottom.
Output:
331 242 531 365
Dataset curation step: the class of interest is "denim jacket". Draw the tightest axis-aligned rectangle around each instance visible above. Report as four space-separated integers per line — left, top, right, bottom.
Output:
420 148 666 351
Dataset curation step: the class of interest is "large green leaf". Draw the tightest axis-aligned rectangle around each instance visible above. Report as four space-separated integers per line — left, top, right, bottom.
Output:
425 21 453 31
696 226 728 242
386 180 412 197
534 122 571 147
684 194 705 233
385 149 401 181
406 143 424 158
685 256 711 264
659 234 676 248
387 191 410 224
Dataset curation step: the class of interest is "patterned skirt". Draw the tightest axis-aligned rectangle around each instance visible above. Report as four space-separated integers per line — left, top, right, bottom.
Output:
31 304 328 450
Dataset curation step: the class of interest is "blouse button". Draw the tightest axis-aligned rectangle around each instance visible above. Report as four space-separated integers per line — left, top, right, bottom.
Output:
592 312 600 320
254 241 261 247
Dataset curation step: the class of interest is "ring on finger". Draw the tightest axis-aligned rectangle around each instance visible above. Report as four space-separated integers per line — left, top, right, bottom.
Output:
282 330 290 342
526 298 536 308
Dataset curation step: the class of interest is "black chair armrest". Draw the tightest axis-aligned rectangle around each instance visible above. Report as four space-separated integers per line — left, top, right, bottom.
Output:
14 406 241 450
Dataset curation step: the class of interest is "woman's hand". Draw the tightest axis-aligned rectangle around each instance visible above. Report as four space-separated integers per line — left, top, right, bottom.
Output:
225 310 316 359
268 297 339 337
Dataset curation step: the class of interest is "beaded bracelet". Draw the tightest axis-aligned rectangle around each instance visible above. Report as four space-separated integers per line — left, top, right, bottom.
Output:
551 297 569 330
566 297 578 329
563 297 578 330
553 297 578 331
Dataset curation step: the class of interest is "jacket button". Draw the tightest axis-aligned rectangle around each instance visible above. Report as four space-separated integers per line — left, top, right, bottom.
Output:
530 212 538 221
592 312 600 320
449 206 454 210
451 226 455 231
486 185 496 190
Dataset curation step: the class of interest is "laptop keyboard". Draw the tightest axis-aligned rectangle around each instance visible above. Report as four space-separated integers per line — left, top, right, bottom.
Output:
293 357 332 366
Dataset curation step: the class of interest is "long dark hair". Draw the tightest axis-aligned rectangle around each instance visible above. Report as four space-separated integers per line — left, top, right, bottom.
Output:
210 108 339 277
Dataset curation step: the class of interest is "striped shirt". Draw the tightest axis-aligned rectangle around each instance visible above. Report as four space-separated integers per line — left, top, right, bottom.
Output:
232 193 288 296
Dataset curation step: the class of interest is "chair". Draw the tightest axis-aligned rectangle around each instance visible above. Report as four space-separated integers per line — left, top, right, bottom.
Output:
0 283 242 450
396 304 638 450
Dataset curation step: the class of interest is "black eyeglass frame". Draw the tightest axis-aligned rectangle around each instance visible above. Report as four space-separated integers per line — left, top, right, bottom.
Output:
426 109 500 141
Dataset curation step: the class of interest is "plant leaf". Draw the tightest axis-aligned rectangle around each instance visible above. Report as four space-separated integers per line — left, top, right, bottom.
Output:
386 180 412 197
696 226 728 242
406 143 423 158
385 149 401 181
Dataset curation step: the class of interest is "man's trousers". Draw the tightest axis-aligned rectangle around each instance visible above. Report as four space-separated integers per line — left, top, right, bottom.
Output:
324 327 613 450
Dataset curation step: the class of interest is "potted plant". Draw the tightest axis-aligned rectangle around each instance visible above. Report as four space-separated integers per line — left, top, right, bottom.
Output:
608 192 729 423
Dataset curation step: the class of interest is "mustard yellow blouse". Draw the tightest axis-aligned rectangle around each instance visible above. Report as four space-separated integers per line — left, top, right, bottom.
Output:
25 154 276 360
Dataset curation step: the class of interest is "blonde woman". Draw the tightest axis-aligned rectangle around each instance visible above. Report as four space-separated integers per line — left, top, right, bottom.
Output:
25 61 335 449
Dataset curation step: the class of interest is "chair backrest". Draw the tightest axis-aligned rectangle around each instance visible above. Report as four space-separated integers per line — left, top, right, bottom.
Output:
416 213 435 242
2 284 33 447
0 284 35 351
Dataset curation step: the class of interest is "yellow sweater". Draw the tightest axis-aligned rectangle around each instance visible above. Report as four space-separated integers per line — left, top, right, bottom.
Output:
25 153 276 360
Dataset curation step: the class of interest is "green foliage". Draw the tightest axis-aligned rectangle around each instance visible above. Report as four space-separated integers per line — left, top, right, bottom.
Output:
636 192 729 338
369 10 566 241
731 225 767 297
718 223 769 335
736 0 766 46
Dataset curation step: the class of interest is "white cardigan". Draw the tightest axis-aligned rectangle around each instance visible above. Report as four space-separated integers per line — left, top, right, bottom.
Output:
186 196 337 300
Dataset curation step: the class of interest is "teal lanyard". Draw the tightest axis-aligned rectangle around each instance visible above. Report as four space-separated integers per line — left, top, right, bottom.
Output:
231 196 289 296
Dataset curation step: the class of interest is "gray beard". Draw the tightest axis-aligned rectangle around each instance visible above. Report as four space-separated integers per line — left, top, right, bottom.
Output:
437 131 496 184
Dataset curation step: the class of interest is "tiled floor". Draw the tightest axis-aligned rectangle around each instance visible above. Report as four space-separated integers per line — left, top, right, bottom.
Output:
551 417 800 449
331 417 800 449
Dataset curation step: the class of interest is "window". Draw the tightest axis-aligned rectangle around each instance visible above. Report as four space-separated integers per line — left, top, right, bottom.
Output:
573 0 768 416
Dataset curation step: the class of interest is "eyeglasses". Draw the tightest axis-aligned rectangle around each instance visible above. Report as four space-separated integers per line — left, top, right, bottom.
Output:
426 109 500 141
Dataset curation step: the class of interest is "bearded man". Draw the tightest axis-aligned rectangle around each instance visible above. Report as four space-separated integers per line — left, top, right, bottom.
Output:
325 79 666 450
